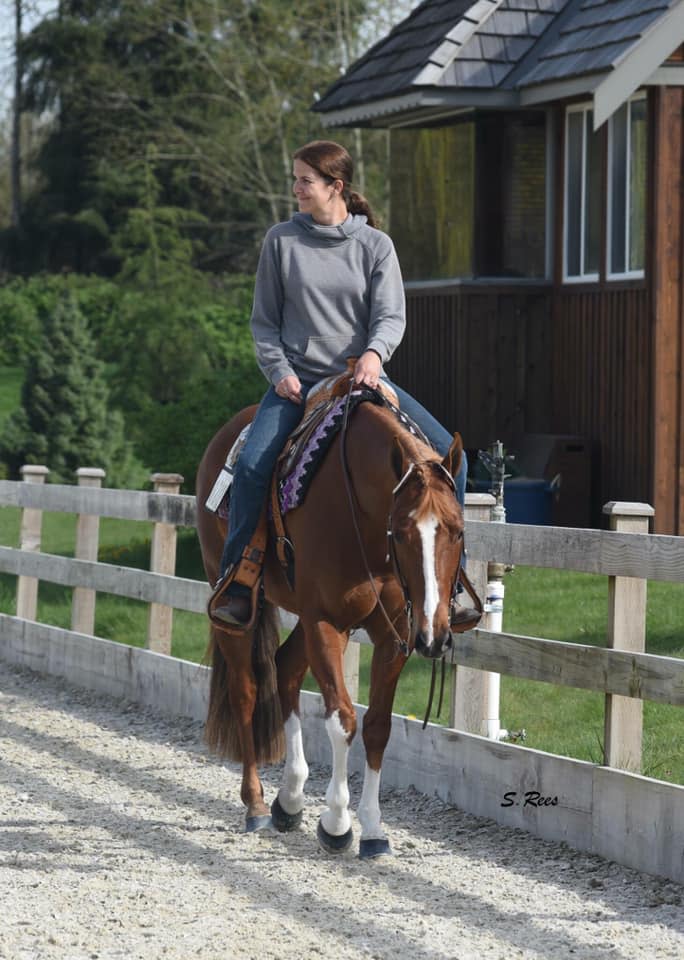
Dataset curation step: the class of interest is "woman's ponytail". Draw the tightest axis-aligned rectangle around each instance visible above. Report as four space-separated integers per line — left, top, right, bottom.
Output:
346 189 378 229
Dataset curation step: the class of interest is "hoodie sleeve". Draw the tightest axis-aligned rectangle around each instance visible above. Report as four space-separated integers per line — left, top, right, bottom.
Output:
365 237 406 363
250 229 296 386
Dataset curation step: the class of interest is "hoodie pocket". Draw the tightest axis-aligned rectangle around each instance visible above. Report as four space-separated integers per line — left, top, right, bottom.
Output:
303 334 365 368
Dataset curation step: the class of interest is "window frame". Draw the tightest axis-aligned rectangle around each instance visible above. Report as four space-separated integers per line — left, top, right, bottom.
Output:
606 91 647 281
563 102 600 284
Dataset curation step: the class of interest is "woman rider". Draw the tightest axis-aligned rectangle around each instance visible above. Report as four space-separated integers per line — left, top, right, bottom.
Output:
212 139 478 629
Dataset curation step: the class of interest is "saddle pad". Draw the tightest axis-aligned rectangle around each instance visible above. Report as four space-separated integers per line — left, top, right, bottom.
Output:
278 389 432 515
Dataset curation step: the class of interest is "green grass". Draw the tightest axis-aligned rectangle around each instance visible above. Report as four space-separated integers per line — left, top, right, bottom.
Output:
2 485 684 784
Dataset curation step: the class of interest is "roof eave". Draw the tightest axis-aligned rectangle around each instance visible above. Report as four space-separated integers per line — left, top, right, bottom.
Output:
518 73 603 109
592 1 684 129
318 88 519 129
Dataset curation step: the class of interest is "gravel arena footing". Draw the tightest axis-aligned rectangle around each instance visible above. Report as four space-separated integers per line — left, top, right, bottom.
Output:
0 662 683 960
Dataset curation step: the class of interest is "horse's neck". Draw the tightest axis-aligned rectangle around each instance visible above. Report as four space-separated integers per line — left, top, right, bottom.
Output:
348 405 429 513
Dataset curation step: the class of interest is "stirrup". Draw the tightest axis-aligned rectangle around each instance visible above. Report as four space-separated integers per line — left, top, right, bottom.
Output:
208 568 261 635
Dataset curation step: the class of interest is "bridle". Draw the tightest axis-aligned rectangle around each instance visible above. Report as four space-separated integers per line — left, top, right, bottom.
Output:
339 380 465 726
339 381 412 657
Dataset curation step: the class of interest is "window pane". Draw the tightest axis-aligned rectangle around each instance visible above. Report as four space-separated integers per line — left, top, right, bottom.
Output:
566 111 583 276
610 104 627 274
390 125 474 281
629 98 647 272
500 113 547 277
474 112 547 278
585 110 601 274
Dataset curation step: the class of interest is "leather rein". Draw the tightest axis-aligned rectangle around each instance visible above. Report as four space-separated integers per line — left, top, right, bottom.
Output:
338 380 466 729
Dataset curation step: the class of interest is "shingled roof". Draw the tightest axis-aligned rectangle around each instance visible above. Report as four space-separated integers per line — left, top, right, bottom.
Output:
315 0 684 128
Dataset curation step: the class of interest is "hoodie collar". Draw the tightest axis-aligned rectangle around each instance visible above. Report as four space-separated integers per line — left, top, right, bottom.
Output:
292 212 367 240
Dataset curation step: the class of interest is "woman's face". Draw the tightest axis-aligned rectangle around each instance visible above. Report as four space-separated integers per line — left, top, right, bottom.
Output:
292 158 342 221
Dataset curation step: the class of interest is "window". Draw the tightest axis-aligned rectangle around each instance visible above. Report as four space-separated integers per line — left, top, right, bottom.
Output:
390 112 548 282
564 105 601 281
608 94 646 278
474 112 548 279
390 123 475 281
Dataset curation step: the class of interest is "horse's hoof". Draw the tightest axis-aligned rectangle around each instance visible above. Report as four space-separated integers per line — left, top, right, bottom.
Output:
359 838 392 859
271 796 303 833
316 820 353 854
245 814 273 833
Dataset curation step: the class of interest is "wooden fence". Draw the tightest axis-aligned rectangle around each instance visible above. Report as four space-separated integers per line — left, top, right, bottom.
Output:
1 466 684 883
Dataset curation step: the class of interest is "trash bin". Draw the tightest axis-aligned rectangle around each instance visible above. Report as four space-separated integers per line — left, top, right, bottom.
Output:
473 477 554 525
514 434 591 527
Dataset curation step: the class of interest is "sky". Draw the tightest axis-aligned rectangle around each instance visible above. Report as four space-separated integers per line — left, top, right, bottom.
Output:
0 1 56 111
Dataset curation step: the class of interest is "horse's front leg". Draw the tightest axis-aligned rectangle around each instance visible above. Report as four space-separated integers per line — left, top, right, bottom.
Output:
358 598 409 858
271 620 310 831
304 618 356 854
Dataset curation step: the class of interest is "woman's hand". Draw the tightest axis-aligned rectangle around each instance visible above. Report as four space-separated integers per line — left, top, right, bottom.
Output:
275 374 303 404
353 350 382 388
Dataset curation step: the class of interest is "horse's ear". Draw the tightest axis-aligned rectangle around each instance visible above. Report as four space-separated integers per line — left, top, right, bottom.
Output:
442 432 463 480
392 436 410 481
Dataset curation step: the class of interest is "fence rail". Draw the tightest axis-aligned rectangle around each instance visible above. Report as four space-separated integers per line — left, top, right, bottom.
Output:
2 467 684 884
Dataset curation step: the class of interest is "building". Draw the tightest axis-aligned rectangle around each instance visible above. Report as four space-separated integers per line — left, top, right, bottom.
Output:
314 0 684 533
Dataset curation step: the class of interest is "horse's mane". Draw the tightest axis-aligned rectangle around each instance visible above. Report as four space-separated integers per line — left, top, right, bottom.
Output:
390 424 460 527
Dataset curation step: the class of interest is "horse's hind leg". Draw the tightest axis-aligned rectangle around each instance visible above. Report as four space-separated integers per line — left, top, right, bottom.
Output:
206 627 271 832
304 619 356 854
271 620 310 832
358 602 409 858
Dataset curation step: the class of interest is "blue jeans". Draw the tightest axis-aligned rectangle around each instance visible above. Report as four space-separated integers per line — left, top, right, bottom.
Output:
220 378 467 577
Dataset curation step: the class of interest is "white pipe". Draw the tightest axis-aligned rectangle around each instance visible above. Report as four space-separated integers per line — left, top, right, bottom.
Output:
485 578 508 740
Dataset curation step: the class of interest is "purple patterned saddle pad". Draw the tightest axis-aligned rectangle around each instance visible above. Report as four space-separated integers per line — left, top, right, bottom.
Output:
278 388 431 514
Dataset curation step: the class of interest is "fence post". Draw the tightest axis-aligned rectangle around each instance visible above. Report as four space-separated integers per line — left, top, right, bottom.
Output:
16 465 50 621
71 467 106 636
343 639 360 703
602 501 654 773
450 492 495 733
147 472 184 655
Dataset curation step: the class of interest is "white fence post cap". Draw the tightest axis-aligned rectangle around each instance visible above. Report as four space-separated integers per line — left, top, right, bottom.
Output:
150 473 184 485
20 465 49 478
76 468 106 480
464 493 496 507
603 501 655 518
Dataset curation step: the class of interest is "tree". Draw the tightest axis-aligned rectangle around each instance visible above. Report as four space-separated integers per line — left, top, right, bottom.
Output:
0 292 145 486
7 0 409 274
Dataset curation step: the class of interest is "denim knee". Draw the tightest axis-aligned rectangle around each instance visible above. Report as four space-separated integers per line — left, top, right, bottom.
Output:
232 455 271 494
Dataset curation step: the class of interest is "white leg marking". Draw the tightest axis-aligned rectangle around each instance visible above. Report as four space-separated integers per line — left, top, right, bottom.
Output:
357 763 386 842
416 513 439 644
320 710 352 836
278 713 309 815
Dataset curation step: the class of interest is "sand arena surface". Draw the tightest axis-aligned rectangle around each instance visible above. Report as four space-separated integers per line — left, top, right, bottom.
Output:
0 662 683 960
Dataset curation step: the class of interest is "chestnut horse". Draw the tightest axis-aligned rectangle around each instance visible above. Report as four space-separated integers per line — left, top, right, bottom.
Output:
195 390 466 858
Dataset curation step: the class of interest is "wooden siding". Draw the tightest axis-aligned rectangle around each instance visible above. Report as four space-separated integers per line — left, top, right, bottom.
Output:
551 286 652 523
388 283 653 527
387 285 554 451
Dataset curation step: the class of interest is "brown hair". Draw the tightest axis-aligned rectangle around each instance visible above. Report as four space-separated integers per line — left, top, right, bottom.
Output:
293 140 379 228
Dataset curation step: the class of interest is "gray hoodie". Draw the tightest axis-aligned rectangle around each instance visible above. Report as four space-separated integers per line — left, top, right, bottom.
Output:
250 212 406 386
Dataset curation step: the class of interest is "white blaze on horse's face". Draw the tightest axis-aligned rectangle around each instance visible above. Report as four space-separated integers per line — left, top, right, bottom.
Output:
390 460 464 659
412 510 440 647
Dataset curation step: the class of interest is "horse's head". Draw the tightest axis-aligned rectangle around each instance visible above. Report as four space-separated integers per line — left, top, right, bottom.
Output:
389 434 465 660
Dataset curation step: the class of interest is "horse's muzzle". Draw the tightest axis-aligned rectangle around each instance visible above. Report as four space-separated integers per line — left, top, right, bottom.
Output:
414 627 452 660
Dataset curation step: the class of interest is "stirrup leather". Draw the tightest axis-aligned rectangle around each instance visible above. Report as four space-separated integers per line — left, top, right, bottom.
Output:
208 507 267 634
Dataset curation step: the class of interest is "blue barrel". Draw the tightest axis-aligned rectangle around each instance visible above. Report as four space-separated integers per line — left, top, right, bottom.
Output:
473 478 553 525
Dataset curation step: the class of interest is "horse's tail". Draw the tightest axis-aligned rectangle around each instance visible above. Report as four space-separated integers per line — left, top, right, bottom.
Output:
204 599 285 764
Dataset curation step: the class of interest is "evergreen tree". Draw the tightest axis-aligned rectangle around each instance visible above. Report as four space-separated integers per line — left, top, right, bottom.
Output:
3 0 388 274
0 293 145 486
